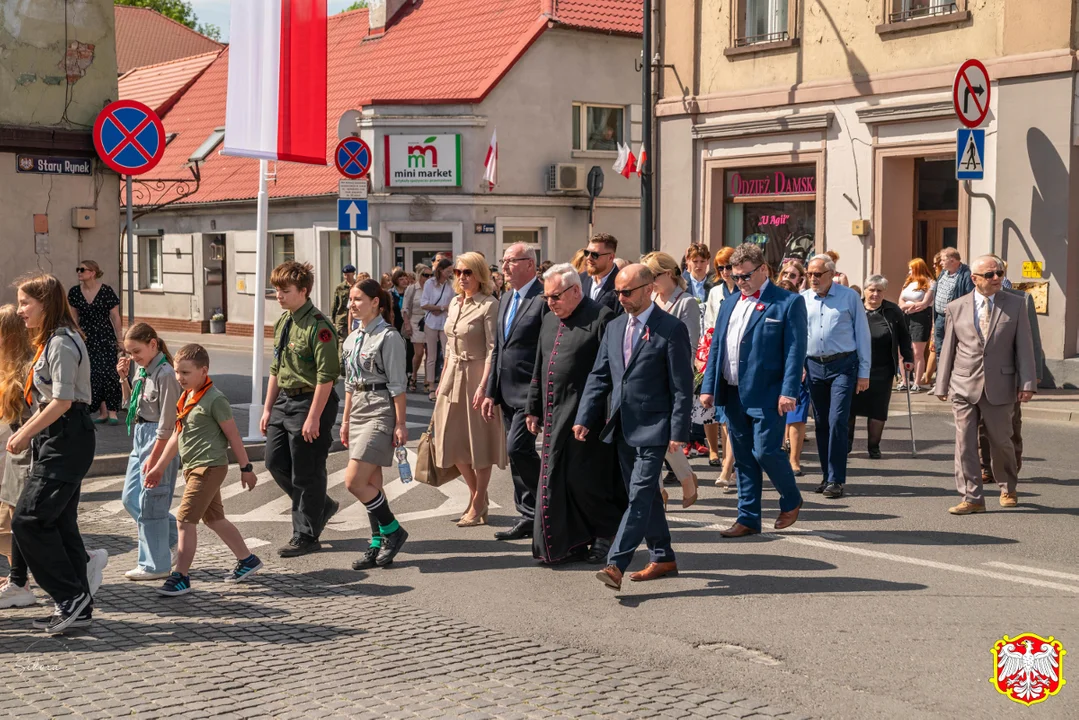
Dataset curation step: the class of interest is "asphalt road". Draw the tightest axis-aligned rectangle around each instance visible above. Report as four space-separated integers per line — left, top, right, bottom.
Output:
75 357 1079 720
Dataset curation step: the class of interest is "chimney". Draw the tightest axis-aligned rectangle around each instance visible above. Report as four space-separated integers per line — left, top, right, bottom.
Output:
542 0 556 21
368 0 412 36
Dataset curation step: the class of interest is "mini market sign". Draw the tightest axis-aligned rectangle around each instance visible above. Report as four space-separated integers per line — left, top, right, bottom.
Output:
384 134 461 187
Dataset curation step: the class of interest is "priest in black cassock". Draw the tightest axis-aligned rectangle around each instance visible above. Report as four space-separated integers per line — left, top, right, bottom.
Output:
526 263 627 565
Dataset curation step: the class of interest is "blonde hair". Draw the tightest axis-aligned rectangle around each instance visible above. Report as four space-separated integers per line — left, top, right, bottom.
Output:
452 252 495 295
571 248 587 272
641 251 687 291
81 259 104 279
0 304 32 425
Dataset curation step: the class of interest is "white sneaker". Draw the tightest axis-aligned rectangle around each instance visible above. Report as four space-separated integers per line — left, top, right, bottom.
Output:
86 548 108 596
124 567 170 581
0 580 38 608
170 545 178 568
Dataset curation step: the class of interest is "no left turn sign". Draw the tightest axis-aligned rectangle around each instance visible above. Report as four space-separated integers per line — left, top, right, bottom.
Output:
953 59 990 129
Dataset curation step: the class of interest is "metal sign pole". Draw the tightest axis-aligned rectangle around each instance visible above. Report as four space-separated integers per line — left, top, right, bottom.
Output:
125 175 135 327
246 159 270 441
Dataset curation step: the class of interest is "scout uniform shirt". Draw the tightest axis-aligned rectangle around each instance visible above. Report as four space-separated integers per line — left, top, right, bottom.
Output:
177 385 232 468
30 328 92 408
270 299 341 389
330 281 352 339
342 316 407 396
134 352 182 440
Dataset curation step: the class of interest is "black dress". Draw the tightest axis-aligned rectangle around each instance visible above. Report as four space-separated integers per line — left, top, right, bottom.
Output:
850 302 911 421
67 284 122 413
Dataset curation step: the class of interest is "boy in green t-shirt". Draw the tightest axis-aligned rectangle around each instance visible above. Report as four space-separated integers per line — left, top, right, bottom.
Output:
144 344 261 596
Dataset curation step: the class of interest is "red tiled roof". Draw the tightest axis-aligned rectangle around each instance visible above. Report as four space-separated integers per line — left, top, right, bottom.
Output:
552 0 643 35
115 6 224 74
118 51 222 116
130 1 641 207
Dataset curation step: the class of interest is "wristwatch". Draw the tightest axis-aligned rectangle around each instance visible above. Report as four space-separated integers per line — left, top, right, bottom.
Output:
239 463 254 473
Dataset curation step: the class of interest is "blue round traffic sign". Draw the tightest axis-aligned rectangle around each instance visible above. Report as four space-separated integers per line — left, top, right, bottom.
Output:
93 100 165 176
335 137 372 179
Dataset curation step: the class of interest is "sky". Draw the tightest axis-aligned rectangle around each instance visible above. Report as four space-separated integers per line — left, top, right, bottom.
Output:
188 0 358 41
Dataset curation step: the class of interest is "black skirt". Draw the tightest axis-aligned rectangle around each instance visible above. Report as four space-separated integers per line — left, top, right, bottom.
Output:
850 369 895 421
905 307 932 343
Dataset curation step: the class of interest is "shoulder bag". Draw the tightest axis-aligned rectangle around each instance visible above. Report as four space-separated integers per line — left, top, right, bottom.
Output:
414 415 461 487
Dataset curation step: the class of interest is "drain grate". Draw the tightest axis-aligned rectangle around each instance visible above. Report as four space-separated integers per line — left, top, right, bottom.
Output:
697 642 783 666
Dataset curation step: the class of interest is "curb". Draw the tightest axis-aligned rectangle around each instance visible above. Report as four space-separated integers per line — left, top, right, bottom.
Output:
87 439 347 478
907 398 1078 424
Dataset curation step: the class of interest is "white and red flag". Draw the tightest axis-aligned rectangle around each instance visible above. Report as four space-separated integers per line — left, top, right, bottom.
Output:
223 0 327 165
613 142 636 179
636 142 647 177
483 130 497 191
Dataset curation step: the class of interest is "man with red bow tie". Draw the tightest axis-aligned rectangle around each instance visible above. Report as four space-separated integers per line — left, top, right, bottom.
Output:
700 244 807 537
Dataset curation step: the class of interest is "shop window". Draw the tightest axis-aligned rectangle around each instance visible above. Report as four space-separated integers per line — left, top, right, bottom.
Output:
266 233 295 290
723 166 817 271
139 236 164 289
733 0 794 47
572 103 623 153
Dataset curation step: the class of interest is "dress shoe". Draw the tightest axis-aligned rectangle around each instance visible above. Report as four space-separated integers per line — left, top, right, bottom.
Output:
814 479 827 493
596 565 622 590
999 492 1018 508
494 519 533 541
774 501 802 530
278 535 321 558
822 482 844 499
948 501 987 515
719 522 760 538
792 468 805 477
867 447 882 460
376 527 409 566
629 561 678 582
587 538 611 565
352 546 380 570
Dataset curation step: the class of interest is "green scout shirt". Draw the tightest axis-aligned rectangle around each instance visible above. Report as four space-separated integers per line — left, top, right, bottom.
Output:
269 299 341 388
331 281 351 338
177 386 232 468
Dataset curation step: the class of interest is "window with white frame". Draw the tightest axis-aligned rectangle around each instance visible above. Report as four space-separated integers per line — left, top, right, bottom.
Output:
139 236 164 289
572 103 624 153
502 229 543 264
889 0 957 23
266 233 295 290
735 0 791 46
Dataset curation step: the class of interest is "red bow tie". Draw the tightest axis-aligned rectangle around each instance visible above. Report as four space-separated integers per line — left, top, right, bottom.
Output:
741 290 760 301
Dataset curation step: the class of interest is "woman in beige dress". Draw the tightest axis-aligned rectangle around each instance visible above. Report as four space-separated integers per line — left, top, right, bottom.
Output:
432 252 507 527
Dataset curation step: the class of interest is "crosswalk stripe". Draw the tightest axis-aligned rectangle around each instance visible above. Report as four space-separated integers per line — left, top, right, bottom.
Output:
231 467 350 523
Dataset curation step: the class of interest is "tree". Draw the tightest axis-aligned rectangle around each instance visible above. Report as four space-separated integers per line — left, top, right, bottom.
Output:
114 0 220 41
343 1 368 11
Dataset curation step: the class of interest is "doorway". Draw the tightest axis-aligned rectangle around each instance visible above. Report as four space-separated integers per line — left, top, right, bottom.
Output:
392 232 452 272
912 159 958 268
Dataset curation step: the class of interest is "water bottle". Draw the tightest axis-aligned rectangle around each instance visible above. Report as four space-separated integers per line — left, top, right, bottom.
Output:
396 445 412 484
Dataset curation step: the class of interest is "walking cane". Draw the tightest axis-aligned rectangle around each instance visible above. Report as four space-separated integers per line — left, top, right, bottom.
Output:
904 379 917 456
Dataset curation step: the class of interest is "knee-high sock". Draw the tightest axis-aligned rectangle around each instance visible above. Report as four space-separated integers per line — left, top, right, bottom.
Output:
367 511 383 548
363 491 399 535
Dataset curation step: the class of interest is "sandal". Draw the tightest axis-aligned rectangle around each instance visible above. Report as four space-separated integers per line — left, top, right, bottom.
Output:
407 379 417 392
708 455 722 467
428 391 437 401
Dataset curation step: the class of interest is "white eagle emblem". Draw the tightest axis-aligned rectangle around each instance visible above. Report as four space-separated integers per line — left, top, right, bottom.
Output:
995 637 1064 704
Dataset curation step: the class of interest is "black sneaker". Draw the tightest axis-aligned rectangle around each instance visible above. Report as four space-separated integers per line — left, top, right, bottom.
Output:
823 482 845 499
43 593 91 635
376 527 409 567
224 555 263 583
278 535 321 558
351 545 380 570
814 480 827 493
34 605 93 631
156 572 192 597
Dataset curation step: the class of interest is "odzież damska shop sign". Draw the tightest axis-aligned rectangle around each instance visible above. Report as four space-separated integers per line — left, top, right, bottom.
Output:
17 154 93 176
383 134 461 187
727 166 816 198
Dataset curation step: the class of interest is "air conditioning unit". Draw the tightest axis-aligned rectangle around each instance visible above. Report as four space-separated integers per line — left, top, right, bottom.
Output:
547 163 586 193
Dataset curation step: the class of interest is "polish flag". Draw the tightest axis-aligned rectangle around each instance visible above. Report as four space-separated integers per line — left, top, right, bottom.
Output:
223 0 328 165
483 130 497 191
613 143 636 179
636 142 647 177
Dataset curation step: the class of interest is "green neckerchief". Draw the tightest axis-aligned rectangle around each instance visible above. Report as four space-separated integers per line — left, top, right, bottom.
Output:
126 354 168 435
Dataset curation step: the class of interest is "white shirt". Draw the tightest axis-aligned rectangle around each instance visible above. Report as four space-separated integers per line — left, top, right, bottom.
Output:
420 278 452 331
723 280 769 386
974 291 996 339
589 269 613 300
624 302 656 360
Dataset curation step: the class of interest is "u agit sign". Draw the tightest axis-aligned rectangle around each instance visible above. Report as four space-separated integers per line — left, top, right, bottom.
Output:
384 134 461 187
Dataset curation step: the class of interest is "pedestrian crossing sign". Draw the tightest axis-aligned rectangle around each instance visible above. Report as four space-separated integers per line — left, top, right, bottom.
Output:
956 128 986 180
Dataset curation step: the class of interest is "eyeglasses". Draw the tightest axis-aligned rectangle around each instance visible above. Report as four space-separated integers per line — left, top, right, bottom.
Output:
806 271 831 279
614 283 650 298
975 270 1005 280
582 250 613 261
731 265 762 282
781 270 801 279
543 287 575 302
502 257 531 266
716 265 732 272
76 267 87 273
453 268 474 278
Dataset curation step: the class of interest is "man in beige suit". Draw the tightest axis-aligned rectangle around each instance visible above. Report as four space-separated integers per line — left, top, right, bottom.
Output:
935 255 1036 515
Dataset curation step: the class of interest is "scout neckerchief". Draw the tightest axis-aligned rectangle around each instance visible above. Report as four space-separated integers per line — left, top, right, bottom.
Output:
174 378 213 434
23 344 44 407
349 317 383 384
126 354 168 435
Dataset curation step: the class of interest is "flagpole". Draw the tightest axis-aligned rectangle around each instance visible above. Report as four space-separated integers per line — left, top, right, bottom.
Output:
246 158 269 441
640 0 653 256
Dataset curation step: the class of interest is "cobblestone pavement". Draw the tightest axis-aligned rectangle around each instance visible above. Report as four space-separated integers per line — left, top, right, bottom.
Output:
0 513 807 720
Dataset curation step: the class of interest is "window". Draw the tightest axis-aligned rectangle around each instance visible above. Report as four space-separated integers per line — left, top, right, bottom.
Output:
139 236 164 289
266 233 295 290
572 104 624 153
189 127 224 163
502 230 543 265
890 0 956 23
735 0 790 47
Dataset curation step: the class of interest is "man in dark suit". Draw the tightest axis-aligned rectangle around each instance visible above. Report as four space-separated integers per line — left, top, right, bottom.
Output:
483 243 547 540
573 264 694 591
701 243 807 537
579 233 623 315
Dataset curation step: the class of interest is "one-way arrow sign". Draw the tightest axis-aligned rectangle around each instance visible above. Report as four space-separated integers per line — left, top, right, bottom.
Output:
337 198 369 231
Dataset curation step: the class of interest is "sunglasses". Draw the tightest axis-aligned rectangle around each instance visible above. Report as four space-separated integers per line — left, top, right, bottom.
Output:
543 287 575 302
731 265 763 282
582 250 613 260
976 270 1005 280
453 268 473 278
807 271 831 279
716 265 732 272
781 270 801 279
421 272 432 278
76 267 87 273
614 283 650 298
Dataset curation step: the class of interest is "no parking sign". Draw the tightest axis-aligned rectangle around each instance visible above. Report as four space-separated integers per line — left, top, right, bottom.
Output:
92 100 166 176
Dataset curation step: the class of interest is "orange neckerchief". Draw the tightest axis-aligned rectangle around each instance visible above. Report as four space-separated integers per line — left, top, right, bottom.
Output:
174 378 213 434
23 344 44 407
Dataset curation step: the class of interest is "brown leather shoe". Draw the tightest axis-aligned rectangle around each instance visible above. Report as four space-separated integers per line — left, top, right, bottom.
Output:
596 565 622 590
1000 491 1018 508
628 561 678 582
948 501 987 515
774 501 803 530
719 522 760 538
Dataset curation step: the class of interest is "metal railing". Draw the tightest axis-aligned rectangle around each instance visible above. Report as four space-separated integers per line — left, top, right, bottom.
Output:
733 30 790 48
888 1 958 24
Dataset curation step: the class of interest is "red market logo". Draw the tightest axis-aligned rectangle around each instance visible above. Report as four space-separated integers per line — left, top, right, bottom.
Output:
407 137 439 169
729 171 815 197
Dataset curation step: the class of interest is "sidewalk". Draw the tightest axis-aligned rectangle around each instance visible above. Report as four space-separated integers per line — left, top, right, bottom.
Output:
159 329 273 353
906 387 1079 424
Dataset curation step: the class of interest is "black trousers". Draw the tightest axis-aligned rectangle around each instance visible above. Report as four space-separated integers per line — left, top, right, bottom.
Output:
12 405 95 603
265 390 339 540
502 403 540 520
8 537 27 587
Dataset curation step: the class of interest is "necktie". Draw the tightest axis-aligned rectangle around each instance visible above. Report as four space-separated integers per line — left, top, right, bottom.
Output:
741 290 760 301
504 291 520 340
624 316 638 365
979 299 990 340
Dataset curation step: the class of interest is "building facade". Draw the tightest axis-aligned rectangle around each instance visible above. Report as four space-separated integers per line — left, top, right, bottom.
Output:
657 0 1079 385
125 2 643 335
0 0 121 303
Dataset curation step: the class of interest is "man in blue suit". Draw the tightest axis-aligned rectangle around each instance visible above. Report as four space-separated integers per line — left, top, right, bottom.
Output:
573 264 694 591
700 244 806 537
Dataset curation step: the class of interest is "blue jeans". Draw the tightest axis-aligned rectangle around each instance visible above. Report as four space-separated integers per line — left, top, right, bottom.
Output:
724 391 803 531
606 439 675 572
806 353 859 486
933 313 946 357
122 422 179 573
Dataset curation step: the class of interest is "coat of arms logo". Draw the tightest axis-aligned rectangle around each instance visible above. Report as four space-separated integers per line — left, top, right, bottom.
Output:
991 633 1065 706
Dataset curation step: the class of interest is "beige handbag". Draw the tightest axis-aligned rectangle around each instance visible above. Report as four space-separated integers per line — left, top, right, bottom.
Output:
414 417 460 487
